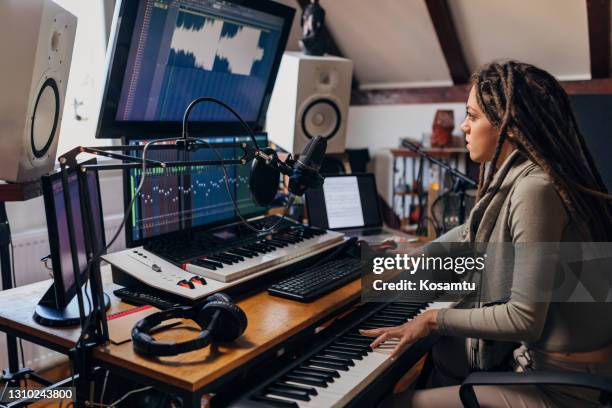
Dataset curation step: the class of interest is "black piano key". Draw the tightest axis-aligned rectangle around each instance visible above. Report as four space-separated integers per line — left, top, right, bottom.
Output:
208 255 233 265
313 354 355 366
266 386 311 401
389 302 423 308
290 369 334 383
228 249 254 258
327 345 368 356
264 240 285 248
359 322 389 329
377 311 410 319
384 306 420 313
246 244 267 253
242 245 262 253
342 335 375 344
252 394 298 407
392 302 424 307
240 248 260 257
275 382 318 396
191 259 216 270
298 365 340 378
389 307 424 314
284 374 328 388
308 358 349 371
256 241 276 250
220 252 243 261
322 349 363 360
335 339 371 349
368 317 406 325
200 258 224 268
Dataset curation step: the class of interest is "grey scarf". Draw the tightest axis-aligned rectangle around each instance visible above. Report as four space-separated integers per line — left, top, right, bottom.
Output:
467 150 537 243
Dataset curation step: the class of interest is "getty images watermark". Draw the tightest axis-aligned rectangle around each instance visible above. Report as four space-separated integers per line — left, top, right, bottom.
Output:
360 241 612 303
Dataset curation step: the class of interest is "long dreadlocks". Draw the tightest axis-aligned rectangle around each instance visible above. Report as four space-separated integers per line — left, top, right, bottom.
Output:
472 60 612 241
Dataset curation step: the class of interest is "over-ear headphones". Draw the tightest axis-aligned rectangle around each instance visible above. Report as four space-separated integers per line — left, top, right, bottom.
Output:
131 293 247 357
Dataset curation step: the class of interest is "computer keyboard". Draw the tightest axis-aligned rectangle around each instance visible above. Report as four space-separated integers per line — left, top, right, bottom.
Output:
268 257 363 302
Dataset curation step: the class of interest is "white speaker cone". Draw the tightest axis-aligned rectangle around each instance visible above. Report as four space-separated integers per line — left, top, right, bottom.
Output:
301 98 341 140
31 78 59 158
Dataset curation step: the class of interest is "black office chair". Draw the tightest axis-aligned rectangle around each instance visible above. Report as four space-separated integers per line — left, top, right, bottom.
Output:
459 371 612 407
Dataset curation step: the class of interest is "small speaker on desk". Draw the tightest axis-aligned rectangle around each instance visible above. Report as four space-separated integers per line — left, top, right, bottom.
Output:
266 51 353 154
0 0 76 182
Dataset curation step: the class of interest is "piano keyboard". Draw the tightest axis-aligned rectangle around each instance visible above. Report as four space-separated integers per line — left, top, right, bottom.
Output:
229 301 453 408
103 223 344 300
183 225 344 283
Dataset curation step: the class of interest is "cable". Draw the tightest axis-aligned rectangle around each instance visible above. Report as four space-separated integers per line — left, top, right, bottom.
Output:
0 381 8 401
181 97 298 233
72 98 294 352
191 138 291 234
86 385 152 408
182 97 259 150
74 137 178 349
99 369 109 406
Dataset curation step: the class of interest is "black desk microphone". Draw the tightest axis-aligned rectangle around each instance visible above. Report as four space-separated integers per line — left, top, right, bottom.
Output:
250 135 327 206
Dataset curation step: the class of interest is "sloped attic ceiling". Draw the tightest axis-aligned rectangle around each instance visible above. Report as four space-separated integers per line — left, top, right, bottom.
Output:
274 0 604 88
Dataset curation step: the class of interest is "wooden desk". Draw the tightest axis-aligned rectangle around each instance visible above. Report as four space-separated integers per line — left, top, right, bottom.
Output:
0 266 362 406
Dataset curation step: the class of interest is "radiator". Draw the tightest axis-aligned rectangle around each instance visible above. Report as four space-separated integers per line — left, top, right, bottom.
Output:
0 214 125 372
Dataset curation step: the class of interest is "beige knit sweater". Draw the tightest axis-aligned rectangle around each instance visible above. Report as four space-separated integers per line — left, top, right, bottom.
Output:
435 151 612 353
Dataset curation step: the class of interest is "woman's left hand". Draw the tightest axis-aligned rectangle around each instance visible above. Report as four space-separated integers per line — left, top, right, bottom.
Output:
359 310 439 359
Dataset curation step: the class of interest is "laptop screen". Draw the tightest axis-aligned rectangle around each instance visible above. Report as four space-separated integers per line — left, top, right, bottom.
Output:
306 174 383 230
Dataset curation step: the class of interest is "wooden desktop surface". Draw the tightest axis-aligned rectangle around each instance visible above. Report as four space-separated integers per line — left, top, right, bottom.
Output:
0 266 362 392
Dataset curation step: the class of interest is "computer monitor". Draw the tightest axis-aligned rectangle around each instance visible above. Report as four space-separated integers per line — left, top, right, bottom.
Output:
35 160 109 326
97 0 295 138
123 133 268 247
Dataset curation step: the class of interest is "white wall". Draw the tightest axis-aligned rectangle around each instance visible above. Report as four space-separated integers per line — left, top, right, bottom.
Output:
346 103 465 150
345 103 466 200
54 0 115 155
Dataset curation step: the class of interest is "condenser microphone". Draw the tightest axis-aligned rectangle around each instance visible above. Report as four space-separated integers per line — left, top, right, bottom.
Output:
249 136 327 206
288 135 326 196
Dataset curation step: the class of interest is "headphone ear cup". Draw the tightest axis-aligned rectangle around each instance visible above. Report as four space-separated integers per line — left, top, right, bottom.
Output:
197 301 247 342
206 292 233 304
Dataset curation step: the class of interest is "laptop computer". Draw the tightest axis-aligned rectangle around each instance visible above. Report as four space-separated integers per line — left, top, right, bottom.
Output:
305 173 412 243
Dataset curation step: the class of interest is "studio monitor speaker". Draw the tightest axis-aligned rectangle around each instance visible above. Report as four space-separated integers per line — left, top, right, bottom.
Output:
0 0 76 183
266 52 353 154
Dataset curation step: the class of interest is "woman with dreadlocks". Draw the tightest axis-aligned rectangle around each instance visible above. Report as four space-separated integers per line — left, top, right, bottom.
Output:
361 60 612 407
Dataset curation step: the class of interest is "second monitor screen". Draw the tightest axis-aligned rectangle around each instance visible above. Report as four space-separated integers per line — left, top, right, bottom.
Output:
127 135 267 244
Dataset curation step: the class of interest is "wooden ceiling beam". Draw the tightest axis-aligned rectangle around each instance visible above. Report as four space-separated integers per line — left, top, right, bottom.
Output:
351 78 612 105
425 0 470 84
586 0 611 78
296 0 359 89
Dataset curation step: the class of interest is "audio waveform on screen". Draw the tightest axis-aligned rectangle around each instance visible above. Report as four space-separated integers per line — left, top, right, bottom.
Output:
135 174 249 206
170 10 265 76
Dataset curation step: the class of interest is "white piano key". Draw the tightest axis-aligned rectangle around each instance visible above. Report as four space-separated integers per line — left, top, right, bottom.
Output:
295 301 454 408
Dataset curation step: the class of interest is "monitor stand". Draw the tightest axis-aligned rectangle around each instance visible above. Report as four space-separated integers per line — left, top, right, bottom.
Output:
33 284 110 327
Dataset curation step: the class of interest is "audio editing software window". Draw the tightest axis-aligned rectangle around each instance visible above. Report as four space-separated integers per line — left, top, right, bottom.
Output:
116 0 285 123
127 135 267 242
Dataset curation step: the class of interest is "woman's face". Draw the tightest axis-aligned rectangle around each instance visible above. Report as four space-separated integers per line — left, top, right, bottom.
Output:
460 86 499 163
